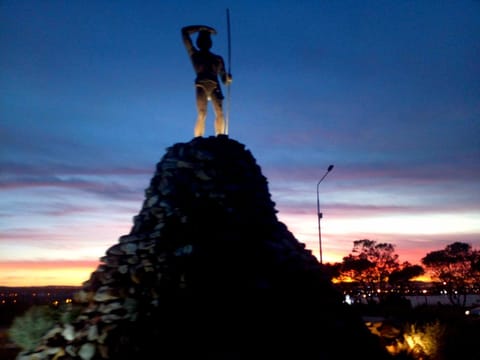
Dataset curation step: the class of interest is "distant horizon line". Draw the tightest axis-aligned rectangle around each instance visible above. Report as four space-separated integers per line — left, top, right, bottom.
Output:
1 280 442 288
0 285 82 289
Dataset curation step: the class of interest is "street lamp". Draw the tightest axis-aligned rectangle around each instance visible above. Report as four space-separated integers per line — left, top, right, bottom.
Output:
316 164 334 264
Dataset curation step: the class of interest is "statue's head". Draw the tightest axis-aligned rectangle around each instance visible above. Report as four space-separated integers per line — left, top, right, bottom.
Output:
196 30 212 50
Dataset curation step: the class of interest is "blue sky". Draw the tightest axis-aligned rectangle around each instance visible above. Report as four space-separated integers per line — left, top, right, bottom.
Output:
1 0 479 285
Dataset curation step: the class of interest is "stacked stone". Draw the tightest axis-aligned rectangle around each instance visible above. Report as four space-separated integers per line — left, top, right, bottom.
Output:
18 136 390 360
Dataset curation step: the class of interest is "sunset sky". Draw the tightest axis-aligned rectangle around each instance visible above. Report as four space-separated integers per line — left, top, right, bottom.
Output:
1 1 479 286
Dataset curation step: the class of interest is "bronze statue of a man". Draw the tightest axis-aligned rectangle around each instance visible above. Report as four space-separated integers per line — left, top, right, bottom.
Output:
182 25 232 137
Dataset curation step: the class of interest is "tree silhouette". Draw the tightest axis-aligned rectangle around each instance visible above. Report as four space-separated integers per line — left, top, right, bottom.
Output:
339 239 401 302
389 262 425 293
422 242 480 306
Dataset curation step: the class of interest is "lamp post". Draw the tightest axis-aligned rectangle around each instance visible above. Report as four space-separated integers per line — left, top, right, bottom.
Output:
316 164 334 264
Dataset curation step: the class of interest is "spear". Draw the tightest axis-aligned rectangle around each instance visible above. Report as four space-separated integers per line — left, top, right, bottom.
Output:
225 8 231 135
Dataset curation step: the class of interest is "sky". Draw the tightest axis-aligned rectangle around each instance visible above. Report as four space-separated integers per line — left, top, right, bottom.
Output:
1 0 479 286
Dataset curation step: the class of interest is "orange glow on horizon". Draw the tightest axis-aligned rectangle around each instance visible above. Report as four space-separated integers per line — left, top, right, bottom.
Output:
0 260 99 287
411 274 433 283
0 254 435 286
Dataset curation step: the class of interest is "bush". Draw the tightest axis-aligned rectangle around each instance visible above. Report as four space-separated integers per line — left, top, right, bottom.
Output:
7 305 58 351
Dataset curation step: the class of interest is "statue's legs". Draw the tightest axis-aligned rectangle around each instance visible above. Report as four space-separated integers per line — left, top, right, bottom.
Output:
212 95 226 136
194 88 208 137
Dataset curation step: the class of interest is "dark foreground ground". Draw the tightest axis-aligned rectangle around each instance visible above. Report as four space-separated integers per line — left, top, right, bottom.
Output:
1 288 479 360
0 328 20 360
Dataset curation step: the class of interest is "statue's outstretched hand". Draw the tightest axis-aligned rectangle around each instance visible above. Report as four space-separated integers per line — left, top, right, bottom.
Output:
202 26 216 35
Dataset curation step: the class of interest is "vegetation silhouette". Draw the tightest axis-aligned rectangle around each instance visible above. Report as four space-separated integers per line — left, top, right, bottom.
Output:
322 240 480 359
2 241 479 360
422 242 480 306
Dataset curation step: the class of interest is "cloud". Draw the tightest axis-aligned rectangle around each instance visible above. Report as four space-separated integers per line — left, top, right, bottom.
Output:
264 159 480 185
0 161 150 201
0 175 141 200
265 162 480 209
0 161 151 177
302 230 480 265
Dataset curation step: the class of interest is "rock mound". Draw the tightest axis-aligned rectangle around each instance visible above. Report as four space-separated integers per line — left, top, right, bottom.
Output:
19 136 390 359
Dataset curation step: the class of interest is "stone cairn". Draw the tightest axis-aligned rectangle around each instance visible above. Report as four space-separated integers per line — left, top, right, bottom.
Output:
18 136 390 359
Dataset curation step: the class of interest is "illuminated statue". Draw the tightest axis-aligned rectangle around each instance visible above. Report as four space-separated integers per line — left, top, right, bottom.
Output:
182 25 232 137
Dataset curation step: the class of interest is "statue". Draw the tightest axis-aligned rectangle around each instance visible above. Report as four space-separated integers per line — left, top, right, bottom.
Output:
182 25 232 137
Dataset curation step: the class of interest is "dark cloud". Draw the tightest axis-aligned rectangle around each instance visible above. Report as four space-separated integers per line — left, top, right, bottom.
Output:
0 161 151 201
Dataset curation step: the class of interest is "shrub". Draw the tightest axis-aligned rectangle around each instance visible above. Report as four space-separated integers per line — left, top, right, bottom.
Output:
7 305 58 351
387 320 447 360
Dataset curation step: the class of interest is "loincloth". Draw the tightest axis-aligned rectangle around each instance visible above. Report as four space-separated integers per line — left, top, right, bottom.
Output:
195 78 224 101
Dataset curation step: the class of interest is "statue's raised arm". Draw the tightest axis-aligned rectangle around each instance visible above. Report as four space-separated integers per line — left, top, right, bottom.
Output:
181 25 217 56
